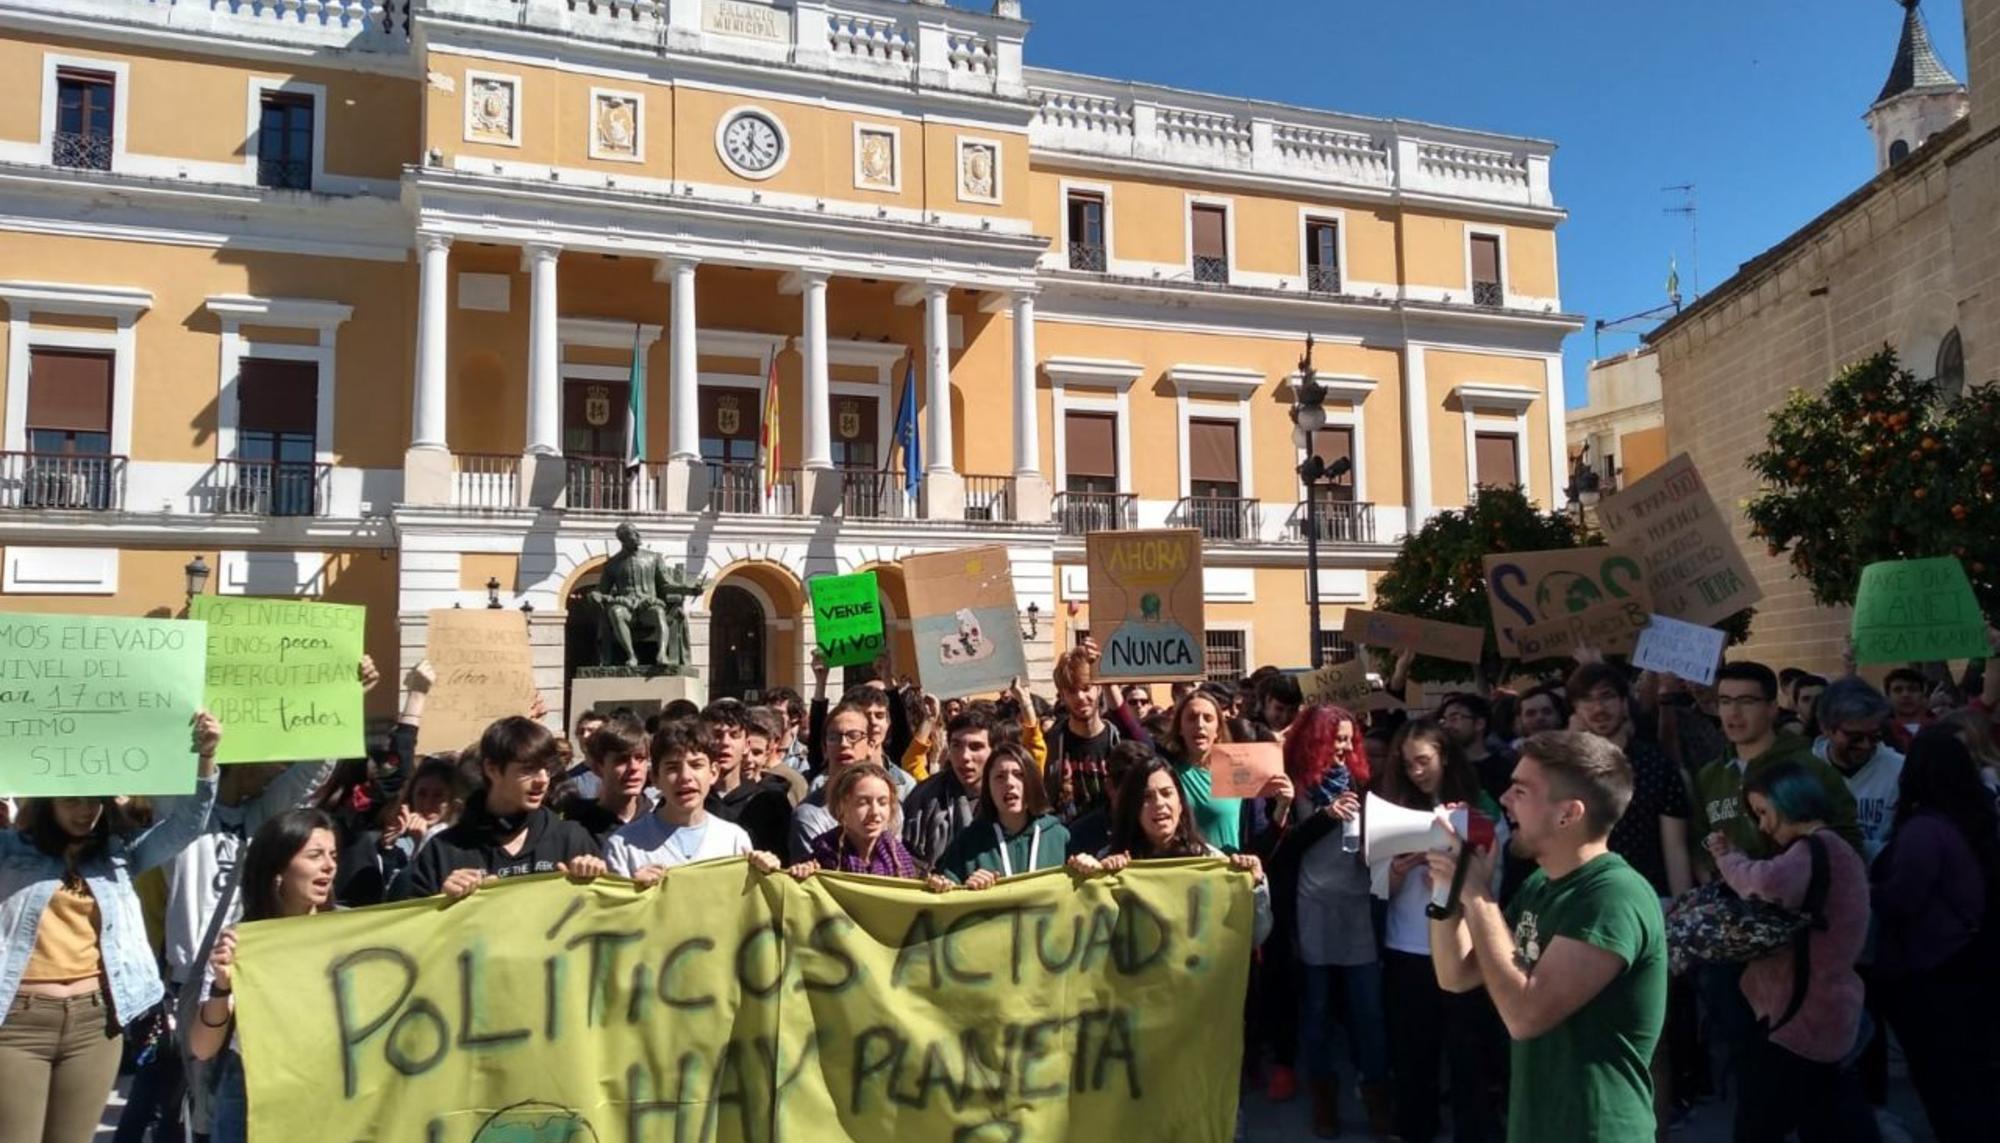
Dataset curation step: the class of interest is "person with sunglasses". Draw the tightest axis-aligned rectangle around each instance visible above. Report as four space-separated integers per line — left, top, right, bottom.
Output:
1810 677 1905 867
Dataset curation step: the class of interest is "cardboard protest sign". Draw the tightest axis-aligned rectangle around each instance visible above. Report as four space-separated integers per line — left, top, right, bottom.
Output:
237 860 1252 1143
189 595 364 764
418 609 538 754
1595 453 1763 627
1850 558 1989 664
901 546 1027 699
1482 546 1652 658
0 613 205 796
1632 614 1728 686
1293 659 1373 707
1087 529 1205 682
1341 608 1486 664
1504 596 1653 660
1208 742 1284 798
809 571 885 668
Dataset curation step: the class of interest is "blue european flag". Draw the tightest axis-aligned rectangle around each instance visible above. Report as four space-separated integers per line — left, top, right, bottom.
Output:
894 356 921 498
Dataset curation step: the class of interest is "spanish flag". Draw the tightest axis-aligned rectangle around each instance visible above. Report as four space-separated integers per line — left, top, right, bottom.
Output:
759 351 781 500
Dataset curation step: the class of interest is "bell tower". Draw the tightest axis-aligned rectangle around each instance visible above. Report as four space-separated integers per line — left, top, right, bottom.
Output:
1865 0 1970 171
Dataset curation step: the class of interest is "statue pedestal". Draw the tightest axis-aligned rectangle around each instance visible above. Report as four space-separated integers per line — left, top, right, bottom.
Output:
570 672 708 724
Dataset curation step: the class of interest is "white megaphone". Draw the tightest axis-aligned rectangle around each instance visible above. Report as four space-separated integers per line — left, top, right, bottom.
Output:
1362 792 1496 918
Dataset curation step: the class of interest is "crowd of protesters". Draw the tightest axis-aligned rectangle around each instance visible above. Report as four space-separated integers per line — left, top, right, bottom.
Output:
4 627 2000 1143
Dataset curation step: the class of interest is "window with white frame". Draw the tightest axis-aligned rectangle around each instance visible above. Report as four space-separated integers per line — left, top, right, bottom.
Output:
1452 383 1537 503
1204 629 1247 681
1190 202 1230 284
255 89 315 190
1469 230 1504 307
1304 217 1341 293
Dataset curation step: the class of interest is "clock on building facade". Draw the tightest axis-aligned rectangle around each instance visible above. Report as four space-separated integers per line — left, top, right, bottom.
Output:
716 108 787 179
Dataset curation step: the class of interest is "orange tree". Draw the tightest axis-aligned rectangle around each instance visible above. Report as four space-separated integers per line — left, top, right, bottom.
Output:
1745 347 2000 615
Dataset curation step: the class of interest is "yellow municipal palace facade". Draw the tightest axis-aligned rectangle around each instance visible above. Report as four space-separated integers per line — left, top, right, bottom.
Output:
0 0 1579 724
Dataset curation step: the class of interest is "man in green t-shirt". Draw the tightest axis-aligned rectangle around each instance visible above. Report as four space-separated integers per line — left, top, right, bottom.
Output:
1429 730 1667 1142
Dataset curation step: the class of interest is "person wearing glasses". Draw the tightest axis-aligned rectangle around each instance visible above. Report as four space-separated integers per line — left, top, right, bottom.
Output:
1810 678 1905 867
1438 693 1517 805
787 700 904 861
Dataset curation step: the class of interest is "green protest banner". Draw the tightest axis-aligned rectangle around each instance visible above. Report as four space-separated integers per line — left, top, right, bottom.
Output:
810 571 885 668
189 595 364 764
0 613 206 797
1851 558 1989 664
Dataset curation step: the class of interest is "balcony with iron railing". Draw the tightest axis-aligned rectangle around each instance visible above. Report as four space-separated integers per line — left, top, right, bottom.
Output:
256 156 311 191
1472 280 1505 308
1170 496 1261 542
838 469 916 520
51 130 111 171
1053 491 1136 536
1283 499 1377 544
1192 255 1230 285
1307 265 1343 294
962 475 1015 523
205 458 331 517
565 455 661 513
705 462 801 515
0 451 125 511
1068 242 1107 272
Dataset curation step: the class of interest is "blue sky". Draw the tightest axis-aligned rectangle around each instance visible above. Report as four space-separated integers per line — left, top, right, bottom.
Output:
1016 0 1970 408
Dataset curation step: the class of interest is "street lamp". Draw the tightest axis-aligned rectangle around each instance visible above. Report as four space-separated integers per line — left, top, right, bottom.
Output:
1292 334 1355 669
486 576 503 609
183 555 210 603
1565 445 1604 525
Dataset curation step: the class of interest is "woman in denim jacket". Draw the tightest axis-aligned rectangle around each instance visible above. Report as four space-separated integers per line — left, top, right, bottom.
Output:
0 713 221 1143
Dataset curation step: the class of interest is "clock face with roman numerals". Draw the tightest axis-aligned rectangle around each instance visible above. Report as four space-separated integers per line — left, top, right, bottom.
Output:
720 111 784 177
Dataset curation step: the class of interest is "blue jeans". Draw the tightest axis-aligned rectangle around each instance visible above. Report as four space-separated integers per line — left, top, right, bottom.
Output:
208 1051 246 1143
1299 961 1389 1084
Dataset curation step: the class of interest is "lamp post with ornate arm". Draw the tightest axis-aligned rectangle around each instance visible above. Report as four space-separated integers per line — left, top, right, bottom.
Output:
1291 334 1354 670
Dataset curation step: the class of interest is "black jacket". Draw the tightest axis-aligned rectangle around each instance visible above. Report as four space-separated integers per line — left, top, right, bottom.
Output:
391 791 596 900
706 776 794 855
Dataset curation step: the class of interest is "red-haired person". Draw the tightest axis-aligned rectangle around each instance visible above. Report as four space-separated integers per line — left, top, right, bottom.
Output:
1266 705 1390 1137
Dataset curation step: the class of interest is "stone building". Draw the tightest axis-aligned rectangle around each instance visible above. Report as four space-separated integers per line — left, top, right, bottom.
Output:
1648 0 1994 673
1568 345 1667 497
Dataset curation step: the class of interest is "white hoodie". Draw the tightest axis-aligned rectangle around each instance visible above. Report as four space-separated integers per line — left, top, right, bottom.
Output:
1813 738 1904 865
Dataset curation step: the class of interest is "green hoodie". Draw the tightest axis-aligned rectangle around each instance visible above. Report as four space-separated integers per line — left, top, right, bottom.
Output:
1690 734 1861 860
938 814 1070 883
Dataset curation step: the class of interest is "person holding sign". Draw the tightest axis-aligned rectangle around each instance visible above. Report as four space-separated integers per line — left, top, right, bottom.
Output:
0 714 222 1143
188 808 341 1143
936 743 1069 886
1161 688 1291 853
391 717 604 901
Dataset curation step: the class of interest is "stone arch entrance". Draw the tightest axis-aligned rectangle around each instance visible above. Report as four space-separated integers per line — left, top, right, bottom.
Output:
700 561 805 701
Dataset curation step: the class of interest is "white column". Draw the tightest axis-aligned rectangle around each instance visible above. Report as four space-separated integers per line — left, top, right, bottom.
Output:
665 257 700 462
1404 343 1432 526
1542 354 1567 510
923 282 954 474
411 232 451 450
800 271 832 470
523 243 562 456
1010 290 1038 476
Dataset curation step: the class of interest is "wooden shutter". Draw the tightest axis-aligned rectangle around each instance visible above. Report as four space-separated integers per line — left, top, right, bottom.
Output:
26 349 113 433
237 359 318 436
1470 233 1501 284
1064 411 1116 478
1311 426 1356 501
1192 205 1227 260
1067 193 1103 245
1475 431 1519 488
1188 418 1239 484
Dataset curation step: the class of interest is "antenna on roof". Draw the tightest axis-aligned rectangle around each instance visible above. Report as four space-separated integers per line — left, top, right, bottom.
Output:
1662 183 1700 299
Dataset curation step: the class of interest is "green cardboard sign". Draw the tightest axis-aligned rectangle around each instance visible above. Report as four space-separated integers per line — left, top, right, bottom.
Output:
810 571 885 668
0 613 207 796
190 595 365 764
1851 558 1989 664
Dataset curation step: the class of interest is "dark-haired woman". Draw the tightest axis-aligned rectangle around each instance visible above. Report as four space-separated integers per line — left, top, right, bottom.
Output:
1268 705 1389 1138
1373 719 1505 1143
0 714 221 1143
1869 728 1999 1142
1707 760 1877 1143
190 808 339 1143
390 716 603 900
937 743 1069 886
1068 757 1272 941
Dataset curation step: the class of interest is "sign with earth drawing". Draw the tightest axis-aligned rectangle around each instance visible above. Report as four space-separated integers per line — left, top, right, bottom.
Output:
1481 546 1654 659
1087 529 1206 682
900 545 1028 700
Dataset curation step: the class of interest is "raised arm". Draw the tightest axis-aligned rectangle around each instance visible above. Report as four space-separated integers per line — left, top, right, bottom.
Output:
129 713 222 874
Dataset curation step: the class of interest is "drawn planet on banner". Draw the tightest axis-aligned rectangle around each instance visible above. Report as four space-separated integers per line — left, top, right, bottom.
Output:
472 1101 599 1143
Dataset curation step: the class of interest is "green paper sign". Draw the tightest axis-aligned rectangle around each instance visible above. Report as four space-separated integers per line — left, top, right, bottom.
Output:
190 595 365 764
0 613 207 797
1851 558 1989 664
810 571 885 668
